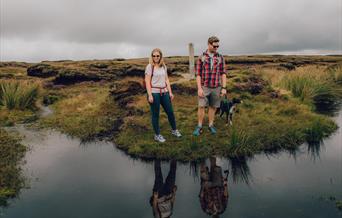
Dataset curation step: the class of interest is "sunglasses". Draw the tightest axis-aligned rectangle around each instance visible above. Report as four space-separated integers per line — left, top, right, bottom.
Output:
152 55 160 58
213 45 219 48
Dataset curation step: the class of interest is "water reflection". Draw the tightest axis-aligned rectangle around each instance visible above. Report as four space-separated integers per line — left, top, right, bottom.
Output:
307 141 324 161
1 109 341 218
228 156 252 185
199 157 229 217
150 160 177 218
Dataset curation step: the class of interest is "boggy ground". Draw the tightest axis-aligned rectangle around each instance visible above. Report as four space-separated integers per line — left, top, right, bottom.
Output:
1 55 341 162
0 128 26 207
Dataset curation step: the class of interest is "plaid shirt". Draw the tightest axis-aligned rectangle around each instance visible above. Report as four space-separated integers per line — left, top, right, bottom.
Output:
196 50 226 88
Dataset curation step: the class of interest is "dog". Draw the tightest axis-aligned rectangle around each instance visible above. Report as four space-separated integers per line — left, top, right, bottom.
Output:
216 96 242 125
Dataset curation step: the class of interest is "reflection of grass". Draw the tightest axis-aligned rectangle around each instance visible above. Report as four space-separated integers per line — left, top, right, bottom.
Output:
336 200 342 211
319 196 342 211
0 128 27 207
304 118 329 144
228 156 252 185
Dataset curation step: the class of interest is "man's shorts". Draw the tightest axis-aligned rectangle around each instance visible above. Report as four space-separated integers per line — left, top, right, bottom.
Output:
198 86 221 108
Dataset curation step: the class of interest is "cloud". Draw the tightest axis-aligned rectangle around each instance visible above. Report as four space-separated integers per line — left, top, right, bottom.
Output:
1 0 341 61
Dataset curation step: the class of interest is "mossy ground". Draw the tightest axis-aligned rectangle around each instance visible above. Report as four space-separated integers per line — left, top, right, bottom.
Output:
1 57 341 162
31 66 339 161
0 128 27 207
114 81 337 161
37 82 120 141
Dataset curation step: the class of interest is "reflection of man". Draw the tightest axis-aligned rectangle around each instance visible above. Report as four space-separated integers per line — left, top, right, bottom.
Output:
199 157 229 217
150 160 177 218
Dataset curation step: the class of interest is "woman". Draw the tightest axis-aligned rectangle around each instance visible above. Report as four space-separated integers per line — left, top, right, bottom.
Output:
145 48 181 142
150 160 177 217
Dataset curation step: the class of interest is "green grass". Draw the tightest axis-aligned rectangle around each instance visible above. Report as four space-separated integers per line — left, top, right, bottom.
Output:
3 59 334 161
35 67 339 161
38 83 120 141
0 109 38 127
0 80 40 110
279 67 342 110
329 65 342 85
114 86 338 160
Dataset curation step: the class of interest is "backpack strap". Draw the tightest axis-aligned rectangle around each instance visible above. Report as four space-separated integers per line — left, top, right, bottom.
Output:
149 64 154 88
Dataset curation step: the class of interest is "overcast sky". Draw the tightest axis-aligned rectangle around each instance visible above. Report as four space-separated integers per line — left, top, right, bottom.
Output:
0 0 341 62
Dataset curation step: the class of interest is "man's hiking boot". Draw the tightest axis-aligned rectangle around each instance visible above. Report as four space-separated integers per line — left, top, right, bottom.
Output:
208 126 217 134
171 129 182 138
193 126 203 136
154 134 166 143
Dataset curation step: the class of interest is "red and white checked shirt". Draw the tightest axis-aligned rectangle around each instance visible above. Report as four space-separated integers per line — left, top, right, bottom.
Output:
196 50 226 88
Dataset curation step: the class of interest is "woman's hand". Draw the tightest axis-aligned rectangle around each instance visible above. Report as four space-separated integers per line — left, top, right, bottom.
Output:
169 92 174 101
148 94 154 103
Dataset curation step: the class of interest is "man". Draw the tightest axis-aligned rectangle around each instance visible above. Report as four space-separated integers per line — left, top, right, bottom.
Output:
193 36 227 136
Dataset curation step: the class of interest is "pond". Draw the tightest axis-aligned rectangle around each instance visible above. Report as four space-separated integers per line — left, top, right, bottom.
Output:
1 111 341 218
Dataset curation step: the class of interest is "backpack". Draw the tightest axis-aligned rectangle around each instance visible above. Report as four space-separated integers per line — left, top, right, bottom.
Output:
143 65 154 88
199 53 223 72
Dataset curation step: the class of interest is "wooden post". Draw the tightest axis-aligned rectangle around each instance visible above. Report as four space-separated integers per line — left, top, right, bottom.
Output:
189 43 195 79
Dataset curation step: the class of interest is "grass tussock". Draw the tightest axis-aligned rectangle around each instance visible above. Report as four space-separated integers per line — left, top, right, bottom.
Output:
329 65 342 85
0 80 40 110
259 66 342 110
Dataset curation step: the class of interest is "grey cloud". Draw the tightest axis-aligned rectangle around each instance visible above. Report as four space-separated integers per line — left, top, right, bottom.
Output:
0 0 341 61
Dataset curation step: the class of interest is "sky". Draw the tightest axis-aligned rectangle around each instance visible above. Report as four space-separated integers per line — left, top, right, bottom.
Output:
0 0 341 62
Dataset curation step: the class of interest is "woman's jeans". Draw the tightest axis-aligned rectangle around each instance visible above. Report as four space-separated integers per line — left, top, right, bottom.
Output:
149 92 177 135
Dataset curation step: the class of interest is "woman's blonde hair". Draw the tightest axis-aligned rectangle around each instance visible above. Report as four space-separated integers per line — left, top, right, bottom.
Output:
149 48 166 68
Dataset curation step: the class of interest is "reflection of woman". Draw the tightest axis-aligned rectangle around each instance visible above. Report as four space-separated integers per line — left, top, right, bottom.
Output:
145 48 182 143
199 157 229 217
150 160 177 218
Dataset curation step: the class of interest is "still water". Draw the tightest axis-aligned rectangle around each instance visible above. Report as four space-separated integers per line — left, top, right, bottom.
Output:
1 112 341 218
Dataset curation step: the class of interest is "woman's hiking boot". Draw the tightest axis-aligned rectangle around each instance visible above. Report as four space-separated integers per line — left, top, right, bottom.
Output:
171 129 182 138
154 134 166 143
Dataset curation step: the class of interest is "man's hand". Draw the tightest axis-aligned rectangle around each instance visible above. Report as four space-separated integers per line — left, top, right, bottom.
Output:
198 88 205 98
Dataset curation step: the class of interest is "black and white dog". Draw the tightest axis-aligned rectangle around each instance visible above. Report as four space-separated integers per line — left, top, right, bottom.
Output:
216 96 242 125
